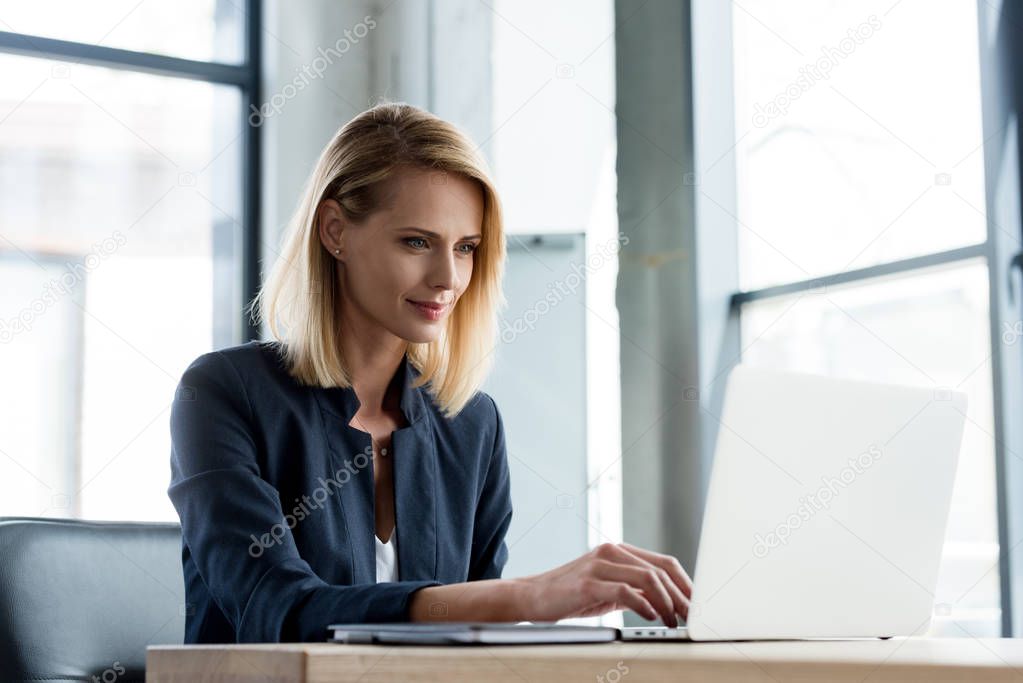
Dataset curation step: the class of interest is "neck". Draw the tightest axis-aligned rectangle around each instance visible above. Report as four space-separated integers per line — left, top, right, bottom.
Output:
336 292 412 416
339 338 407 420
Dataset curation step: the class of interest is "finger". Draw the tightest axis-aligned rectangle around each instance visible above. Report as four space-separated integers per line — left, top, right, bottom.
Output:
586 579 660 623
603 546 689 624
620 542 694 599
591 560 678 627
678 593 690 623
619 542 693 593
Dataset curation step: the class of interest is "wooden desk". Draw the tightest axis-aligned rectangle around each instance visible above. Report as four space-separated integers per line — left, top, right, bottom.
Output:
148 638 1023 682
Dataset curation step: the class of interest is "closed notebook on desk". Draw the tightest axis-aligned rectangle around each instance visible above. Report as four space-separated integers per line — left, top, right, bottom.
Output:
328 623 618 645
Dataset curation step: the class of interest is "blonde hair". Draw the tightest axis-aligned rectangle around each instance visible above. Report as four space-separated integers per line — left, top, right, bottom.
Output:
250 102 506 419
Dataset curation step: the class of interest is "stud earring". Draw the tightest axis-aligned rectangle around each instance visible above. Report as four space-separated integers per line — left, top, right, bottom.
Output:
334 249 340 255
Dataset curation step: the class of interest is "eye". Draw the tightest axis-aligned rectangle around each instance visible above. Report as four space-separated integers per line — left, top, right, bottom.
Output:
403 237 428 249
458 242 479 254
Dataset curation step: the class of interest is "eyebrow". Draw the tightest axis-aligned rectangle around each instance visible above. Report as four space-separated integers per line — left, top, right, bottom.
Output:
397 227 482 241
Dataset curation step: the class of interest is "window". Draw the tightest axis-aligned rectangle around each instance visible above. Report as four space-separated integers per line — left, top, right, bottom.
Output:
731 0 1001 636
0 1 260 522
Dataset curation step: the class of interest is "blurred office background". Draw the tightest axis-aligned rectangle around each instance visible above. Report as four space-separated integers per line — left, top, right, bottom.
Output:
1 0 1022 639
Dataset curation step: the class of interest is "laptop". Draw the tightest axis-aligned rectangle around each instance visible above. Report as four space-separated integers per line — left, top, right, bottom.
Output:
622 364 968 641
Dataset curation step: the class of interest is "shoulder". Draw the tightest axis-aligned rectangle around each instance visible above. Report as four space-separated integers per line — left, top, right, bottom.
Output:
180 340 285 384
423 388 504 455
207 339 282 371
431 388 499 427
174 341 292 418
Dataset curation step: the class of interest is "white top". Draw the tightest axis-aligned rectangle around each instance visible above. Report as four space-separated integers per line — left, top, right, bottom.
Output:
375 529 399 583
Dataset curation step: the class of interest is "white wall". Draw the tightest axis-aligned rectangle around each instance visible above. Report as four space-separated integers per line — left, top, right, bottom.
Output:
489 0 623 578
260 0 377 277
259 0 621 588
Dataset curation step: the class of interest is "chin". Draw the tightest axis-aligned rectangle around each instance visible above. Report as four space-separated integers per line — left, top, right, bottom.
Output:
398 323 444 345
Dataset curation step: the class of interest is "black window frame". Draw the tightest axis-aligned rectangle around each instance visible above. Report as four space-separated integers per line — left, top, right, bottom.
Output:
0 0 263 343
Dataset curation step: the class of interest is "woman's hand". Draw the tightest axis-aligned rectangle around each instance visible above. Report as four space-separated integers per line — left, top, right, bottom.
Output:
409 542 692 626
520 542 692 627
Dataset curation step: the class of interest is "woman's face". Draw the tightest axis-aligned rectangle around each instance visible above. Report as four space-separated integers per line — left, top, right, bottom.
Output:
319 165 485 345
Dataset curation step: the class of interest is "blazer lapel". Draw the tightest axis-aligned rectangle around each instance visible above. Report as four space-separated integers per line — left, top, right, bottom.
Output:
392 353 438 581
315 387 377 585
393 417 438 581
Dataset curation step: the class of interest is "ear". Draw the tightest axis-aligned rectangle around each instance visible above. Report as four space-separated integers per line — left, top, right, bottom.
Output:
317 199 347 260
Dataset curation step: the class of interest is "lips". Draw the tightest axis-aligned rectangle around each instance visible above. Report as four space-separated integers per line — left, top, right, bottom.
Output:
407 299 448 311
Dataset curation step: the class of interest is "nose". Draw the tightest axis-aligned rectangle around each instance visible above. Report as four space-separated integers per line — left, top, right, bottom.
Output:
429 247 460 294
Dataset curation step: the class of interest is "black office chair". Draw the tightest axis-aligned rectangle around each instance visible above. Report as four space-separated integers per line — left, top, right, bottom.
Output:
0 517 185 683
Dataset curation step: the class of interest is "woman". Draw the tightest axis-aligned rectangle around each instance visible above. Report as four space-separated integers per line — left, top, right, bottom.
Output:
168 102 691 643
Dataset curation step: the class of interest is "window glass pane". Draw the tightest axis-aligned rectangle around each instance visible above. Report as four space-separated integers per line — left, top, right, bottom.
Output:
739 261 999 636
0 53 243 521
0 0 244 64
732 0 987 290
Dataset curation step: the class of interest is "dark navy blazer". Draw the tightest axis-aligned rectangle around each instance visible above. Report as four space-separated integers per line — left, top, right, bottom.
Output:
167 340 513 643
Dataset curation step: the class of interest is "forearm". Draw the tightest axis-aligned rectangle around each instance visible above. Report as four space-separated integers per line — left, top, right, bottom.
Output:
408 578 533 622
